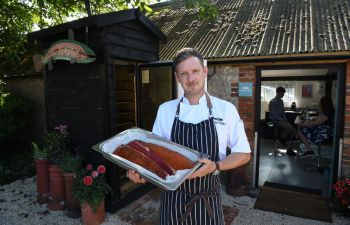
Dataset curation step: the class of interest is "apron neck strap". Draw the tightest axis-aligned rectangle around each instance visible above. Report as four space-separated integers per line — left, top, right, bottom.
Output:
175 93 213 117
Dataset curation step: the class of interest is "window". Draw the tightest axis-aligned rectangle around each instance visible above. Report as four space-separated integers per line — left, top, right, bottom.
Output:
261 82 296 107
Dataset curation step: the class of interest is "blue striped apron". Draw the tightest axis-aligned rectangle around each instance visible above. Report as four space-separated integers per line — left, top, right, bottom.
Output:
160 94 224 225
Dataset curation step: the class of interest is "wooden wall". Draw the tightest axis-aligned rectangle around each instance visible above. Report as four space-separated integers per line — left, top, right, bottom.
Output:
45 61 105 159
103 20 160 136
43 19 161 159
103 21 159 63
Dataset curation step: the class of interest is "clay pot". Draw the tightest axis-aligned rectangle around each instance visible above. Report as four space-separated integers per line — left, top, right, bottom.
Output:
35 159 49 204
63 173 80 218
47 164 65 210
81 200 105 225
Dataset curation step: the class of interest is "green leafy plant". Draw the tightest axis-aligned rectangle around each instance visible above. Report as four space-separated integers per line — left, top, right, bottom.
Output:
333 177 350 215
0 89 29 143
45 124 70 165
32 142 48 160
73 164 111 212
185 0 219 21
59 152 82 173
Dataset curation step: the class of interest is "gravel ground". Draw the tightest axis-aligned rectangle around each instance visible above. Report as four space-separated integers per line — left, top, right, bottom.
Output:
0 177 350 225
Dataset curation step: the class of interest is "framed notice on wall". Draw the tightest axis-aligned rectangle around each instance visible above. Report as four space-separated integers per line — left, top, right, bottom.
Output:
239 82 253 97
302 84 312 97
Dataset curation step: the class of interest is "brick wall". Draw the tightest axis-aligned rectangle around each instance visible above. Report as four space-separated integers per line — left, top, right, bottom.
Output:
231 66 256 147
343 60 350 176
231 66 256 184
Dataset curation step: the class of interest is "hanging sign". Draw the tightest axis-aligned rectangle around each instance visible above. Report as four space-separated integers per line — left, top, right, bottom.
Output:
239 82 253 97
42 39 96 65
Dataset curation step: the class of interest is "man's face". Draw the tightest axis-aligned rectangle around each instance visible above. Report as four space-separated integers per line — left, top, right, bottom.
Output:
277 91 285 98
175 56 208 98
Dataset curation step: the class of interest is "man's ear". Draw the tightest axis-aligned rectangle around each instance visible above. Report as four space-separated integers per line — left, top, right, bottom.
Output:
175 72 180 82
203 66 208 78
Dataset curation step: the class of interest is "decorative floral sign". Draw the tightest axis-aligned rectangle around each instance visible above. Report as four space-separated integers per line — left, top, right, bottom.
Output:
42 39 96 65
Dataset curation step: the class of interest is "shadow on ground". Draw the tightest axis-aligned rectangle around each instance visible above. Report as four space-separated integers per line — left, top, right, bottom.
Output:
117 188 239 225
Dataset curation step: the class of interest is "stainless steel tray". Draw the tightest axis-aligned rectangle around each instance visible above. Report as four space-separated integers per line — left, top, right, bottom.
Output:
92 127 205 190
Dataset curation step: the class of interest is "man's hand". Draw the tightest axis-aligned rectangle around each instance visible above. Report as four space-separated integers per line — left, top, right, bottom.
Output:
188 158 216 179
127 170 146 183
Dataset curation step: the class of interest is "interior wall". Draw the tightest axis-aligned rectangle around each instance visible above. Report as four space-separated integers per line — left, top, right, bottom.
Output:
260 80 326 119
294 81 325 108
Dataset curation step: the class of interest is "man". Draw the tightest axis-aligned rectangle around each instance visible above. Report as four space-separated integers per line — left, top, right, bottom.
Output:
128 48 251 225
269 86 297 156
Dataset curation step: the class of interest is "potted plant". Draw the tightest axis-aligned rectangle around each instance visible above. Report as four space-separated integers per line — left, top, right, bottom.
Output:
333 177 350 216
32 142 49 204
46 125 70 165
45 124 70 211
73 163 111 225
60 152 82 218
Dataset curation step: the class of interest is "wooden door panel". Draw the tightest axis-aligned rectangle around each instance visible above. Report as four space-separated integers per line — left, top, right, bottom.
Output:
115 65 136 133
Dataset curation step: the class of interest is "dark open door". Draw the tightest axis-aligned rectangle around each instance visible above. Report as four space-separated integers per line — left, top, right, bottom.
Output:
254 63 345 198
137 63 175 131
106 61 175 212
115 64 137 133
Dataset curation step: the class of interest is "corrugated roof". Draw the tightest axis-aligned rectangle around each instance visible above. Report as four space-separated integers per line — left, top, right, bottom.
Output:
149 0 350 60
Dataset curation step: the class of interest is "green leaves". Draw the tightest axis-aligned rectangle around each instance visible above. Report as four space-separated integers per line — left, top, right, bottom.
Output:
32 142 48 160
130 0 154 12
73 164 112 212
59 152 82 173
0 0 33 76
185 0 218 21
0 91 29 143
44 131 70 165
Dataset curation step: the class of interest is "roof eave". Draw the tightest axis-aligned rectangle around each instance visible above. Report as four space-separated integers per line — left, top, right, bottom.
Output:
136 10 167 43
205 52 350 64
28 9 166 43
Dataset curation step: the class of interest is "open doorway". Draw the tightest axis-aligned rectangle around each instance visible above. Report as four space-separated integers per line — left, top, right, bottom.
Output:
255 64 345 198
110 61 174 207
114 62 137 133
138 65 173 131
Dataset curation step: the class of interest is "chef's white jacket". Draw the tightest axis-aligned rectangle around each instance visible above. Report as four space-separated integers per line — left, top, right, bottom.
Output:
152 94 251 160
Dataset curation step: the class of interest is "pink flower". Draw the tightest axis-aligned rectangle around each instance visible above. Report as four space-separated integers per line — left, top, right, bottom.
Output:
97 165 106 174
333 178 350 208
92 171 98 178
83 176 93 186
86 164 93 170
54 124 68 136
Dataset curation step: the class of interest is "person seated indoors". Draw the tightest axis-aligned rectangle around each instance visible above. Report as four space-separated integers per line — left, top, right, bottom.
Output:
269 86 298 156
297 96 335 156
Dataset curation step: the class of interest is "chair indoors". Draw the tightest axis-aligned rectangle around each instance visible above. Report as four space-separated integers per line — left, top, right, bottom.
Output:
266 121 285 157
297 133 333 172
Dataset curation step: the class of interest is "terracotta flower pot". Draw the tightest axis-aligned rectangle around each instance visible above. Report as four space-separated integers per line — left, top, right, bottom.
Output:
81 200 105 225
35 159 49 204
63 172 81 218
48 164 66 211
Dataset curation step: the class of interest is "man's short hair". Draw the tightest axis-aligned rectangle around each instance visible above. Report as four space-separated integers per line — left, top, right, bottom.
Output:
276 86 286 93
173 48 204 71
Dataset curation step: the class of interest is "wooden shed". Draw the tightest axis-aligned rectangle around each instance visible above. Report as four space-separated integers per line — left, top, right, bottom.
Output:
28 9 168 211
